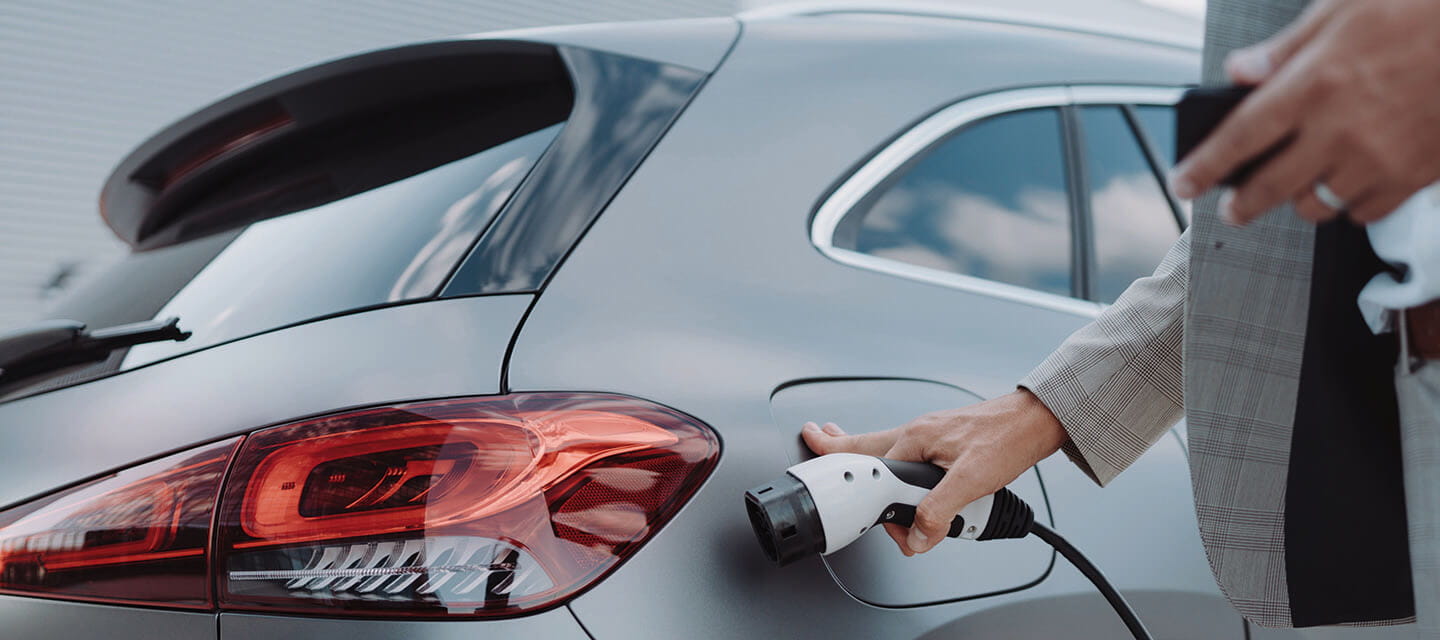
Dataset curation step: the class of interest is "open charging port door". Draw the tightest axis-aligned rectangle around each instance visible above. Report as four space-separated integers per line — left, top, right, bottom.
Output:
769 378 1054 607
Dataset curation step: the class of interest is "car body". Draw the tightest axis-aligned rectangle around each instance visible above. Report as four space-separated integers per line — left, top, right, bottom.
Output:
0 3 1409 639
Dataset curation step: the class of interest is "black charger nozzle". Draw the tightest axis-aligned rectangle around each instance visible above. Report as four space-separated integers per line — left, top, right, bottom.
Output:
744 473 826 566
976 487 1034 541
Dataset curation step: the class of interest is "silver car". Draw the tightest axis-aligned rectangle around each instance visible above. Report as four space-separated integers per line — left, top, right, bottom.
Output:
0 3 1403 639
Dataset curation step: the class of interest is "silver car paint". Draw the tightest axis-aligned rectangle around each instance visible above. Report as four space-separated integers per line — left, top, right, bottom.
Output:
0 596 589 640
514 12 1411 639
0 295 530 510
741 0 1204 49
0 596 215 640
0 7 1412 640
506 12 1226 640
479 16 740 73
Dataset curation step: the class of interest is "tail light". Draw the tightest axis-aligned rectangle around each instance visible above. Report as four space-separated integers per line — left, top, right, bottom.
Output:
0 393 718 618
0 437 241 607
217 393 718 617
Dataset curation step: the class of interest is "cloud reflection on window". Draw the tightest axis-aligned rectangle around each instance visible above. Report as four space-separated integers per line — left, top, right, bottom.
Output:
859 182 1071 296
841 107 1074 298
1081 106 1181 303
1089 172 1181 303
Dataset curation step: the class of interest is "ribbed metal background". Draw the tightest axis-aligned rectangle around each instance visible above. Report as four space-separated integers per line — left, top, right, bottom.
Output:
0 0 735 331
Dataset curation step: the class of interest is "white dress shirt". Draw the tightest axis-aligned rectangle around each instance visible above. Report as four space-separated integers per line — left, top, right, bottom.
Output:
1359 182 1440 334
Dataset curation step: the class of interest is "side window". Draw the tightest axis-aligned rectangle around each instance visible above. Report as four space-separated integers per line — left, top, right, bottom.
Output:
1131 104 1190 224
1078 106 1181 304
833 108 1073 298
1132 105 1177 168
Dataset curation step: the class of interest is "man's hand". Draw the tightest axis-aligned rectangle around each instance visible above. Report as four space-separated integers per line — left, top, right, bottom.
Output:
800 389 1067 556
1169 0 1440 225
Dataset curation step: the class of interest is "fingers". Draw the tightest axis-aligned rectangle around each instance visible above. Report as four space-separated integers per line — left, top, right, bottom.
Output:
904 469 988 554
1286 145 1385 222
1225 48 1274 86
882 523 913 557
800 422 899 457
1170 74 1307 200
1224 154 1410 226
1291 184 1344 223
1224 0 1337 84
1221 132 1333 225
1324 161 1373 206
1347 186 1413 225
878 437 929 555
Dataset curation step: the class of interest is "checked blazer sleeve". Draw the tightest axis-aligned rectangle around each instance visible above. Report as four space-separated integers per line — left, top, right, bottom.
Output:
1019 229 1189 486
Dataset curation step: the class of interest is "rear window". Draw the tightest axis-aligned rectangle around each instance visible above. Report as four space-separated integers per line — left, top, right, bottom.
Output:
6 124 559 396
122 124 560 367
6 42 710 401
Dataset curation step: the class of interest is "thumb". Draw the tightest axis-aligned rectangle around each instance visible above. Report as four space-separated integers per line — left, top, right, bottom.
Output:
1225 0 1336 84
905 470 988 554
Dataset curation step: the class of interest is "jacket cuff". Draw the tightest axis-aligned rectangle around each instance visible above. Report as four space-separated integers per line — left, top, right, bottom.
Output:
1019 354 1156 487
1017 377 1122 487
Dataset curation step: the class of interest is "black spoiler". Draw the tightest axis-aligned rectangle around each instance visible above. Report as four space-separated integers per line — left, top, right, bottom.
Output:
100 39 570 251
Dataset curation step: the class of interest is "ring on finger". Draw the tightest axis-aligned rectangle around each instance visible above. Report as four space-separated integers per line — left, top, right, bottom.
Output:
1313 181 1348 211
1292 189 1332 220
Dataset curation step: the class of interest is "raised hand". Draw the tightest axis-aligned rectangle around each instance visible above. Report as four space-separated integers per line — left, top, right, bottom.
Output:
1169 0 1440 226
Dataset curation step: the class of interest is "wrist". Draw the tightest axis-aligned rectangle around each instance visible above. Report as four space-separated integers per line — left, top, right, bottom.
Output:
1010 387 1069 457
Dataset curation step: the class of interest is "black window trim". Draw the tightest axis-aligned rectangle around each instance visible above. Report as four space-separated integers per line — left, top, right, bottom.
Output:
1059 104 1093 301
1120 103 1189 231
811 85 1184 318
439 46 710 297
1070 102 1187 304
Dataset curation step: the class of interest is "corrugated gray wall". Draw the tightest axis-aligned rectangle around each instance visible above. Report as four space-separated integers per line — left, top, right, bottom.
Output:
0 0 735 331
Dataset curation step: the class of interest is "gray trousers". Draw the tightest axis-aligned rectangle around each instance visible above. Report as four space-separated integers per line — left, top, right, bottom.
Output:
1398 345 1440 639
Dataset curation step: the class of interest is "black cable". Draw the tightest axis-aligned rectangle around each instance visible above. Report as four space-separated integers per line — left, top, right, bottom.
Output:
1030 522 1154 640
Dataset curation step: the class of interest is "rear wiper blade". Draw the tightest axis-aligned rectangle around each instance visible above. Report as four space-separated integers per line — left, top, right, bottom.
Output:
0 317 190 382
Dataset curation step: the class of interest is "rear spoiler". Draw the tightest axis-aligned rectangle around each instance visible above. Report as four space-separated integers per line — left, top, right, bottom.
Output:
100 39 572 250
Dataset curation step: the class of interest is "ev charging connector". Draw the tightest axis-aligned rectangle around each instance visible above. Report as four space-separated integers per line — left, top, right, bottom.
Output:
744 453 1031 564
745 453 1154 640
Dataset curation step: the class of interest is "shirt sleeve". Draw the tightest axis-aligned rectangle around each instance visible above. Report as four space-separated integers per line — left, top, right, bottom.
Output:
1019 230 1189 486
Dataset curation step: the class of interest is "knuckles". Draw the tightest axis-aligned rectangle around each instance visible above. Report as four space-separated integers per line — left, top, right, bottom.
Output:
911 503 951 535
1361 138 1407 179
1350 188 1405 224
1240 180 1285 212
1293 196 1333 222
902 412 952 438
1308 65 1354 99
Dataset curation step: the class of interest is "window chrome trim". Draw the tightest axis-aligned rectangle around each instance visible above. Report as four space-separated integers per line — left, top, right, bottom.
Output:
738 2 1202 51
811 85 1184 319
1069 85 1184 106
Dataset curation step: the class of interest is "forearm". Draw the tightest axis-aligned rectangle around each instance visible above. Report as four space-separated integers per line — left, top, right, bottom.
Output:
1020 230 1189 485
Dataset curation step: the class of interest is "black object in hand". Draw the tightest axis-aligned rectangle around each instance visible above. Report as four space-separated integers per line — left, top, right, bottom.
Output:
1175 86 1290 186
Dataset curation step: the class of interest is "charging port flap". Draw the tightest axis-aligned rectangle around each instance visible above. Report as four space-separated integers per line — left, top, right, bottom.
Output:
769 378 1054 607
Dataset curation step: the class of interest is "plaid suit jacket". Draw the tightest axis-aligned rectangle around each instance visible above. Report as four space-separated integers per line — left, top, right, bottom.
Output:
1023 0 1423 629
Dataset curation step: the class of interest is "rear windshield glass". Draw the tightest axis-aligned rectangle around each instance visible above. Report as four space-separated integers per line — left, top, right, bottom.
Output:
115 123 561 368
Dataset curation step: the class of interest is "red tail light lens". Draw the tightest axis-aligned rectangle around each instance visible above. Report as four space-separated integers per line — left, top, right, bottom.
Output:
216 393 719 618
0 438 241 607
